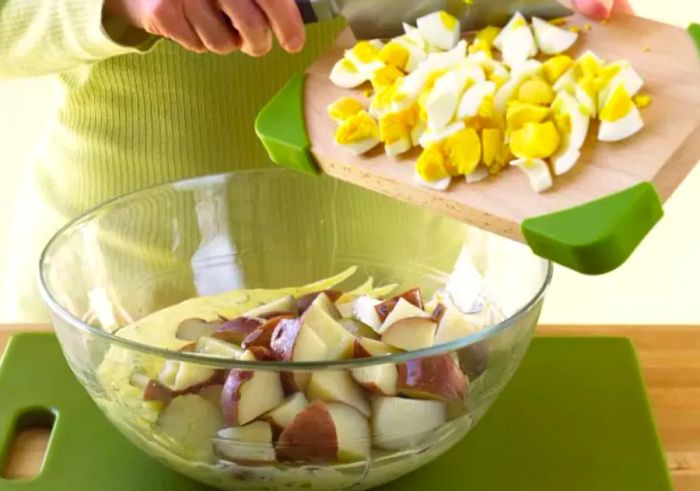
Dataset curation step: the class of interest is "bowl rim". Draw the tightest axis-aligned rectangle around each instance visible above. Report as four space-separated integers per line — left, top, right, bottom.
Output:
37 170 553 371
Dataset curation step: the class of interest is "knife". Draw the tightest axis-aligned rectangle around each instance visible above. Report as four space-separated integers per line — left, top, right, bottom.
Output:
296 0 574 39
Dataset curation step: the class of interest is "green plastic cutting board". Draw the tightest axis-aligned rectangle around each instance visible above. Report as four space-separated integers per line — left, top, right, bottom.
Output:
0 334 672 490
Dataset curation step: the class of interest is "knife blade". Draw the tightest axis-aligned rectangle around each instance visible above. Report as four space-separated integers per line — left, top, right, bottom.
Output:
297 0 573 39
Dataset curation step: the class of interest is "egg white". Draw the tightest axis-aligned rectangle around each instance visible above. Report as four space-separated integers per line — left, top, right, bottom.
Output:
466 165 490 183
413 171 452 190
330 59 370 88
335 137 381 156
418 121 465 147
531 17 578 55
598 106 643 142
416 11 461 51
426 69 472 130
458 81 496 119
510 158 553 193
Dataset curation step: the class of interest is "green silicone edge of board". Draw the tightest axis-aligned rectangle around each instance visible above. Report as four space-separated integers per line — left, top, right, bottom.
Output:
521 182 663 275
255 73 319 175
689 23 700 56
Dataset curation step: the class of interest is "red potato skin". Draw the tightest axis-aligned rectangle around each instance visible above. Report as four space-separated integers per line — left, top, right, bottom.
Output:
221 369 255 426
242 315 295 349
270 318 305 394
374 288 425 321
397 354 468 402
297 290 343 314
143 380 173 404
431 303 447 323
213 317 263 344
247 346 277 361
276 400 338 463
353 340 373 359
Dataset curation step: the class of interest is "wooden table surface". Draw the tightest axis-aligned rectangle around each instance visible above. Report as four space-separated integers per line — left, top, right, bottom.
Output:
1 324 699 490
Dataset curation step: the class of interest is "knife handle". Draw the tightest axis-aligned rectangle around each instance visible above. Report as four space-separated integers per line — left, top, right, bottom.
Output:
296 0 336 24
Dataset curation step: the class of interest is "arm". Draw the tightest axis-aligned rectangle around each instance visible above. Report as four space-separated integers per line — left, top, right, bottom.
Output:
0 0 157 79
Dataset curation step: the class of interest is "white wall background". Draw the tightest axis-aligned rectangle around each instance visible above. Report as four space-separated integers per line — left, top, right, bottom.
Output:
0 1 698 324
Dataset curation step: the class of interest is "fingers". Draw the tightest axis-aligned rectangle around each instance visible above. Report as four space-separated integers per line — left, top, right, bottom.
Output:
184 0 241 54
255 0 306 53
613 0 635 14
218 0 273 57
142 0 206 52
571 0 613 20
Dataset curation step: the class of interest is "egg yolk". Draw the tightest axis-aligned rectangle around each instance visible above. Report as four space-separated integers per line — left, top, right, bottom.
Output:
481 128 503 168
576 53 603 79
335 111 379 144
328 97 365 122
380 107 417 144
466 97 503 131
340 59 359 73
468 40 493 58
417 144 449 181
379 42 410 70
554 112 572 135
372 65 404 90
476 26 501 46
374 84 399 113
598 64 622 86
445 128 481 176
542 55 573 84
518 79 555 106
512 17 527 29
633 93 652 108
600 84 634 122
510 121 561 159
439 11 459 31
351 42 381 64
506 102 551 131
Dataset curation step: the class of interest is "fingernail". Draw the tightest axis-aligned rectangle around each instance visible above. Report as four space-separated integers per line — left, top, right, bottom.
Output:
285 35 304 53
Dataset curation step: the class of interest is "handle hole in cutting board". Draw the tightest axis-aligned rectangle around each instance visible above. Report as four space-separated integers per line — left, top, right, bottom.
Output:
1 409 54 480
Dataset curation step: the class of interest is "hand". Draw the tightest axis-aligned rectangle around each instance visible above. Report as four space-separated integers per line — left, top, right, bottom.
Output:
104 0 306 56
571 0 635 20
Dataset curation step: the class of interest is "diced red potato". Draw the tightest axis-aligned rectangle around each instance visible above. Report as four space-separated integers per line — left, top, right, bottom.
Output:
221 351 285 426
175 318 223 341
215 422 276 465
213 317 263 345
263 392 309 431
244 295 298 318
242 315 295 350
381 317 437 351
371 396 447 450
276 400 370 463
379 298 430 334
397 354 468 403
307 370 371 416
156 394 223 462
270 318 328 392
353 337 400 358
374 288 424 322
297 290 343 316
351 364 398 396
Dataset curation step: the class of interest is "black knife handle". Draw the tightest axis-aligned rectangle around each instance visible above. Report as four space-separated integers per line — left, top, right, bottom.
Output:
296 0 318 24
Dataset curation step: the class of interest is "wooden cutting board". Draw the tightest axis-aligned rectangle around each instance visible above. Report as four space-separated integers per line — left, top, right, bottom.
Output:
256 14 700 275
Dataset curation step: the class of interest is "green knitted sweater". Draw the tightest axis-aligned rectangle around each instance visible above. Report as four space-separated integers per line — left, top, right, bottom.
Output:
0 1 343 320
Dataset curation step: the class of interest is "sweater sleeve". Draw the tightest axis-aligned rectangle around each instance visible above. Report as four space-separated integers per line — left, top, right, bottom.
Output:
0 0 159 79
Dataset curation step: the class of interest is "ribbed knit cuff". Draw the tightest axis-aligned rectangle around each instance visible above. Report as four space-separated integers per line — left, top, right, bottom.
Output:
76 0 159 60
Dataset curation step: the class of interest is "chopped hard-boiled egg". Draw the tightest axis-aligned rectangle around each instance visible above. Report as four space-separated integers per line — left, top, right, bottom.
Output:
494 12 538 67
531 16 579 54
328 97 365 123
550 91 590 175
328 10 648 194
458 81 497 118
417 11 461 51
346 41 385 73
598 83 644 142
330 59 369 88
543 55 573 84
419 121 465 148
510 158 553 193
334 110 381 155
518 79 555 105
510 121 561 159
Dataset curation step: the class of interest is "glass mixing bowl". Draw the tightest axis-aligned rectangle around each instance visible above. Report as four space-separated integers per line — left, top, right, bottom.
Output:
38 169 551 490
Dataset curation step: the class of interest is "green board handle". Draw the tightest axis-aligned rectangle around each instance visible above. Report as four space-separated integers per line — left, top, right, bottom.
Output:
255 75 664 276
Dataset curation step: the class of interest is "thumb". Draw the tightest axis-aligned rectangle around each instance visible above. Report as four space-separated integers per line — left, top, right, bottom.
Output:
571 0 614 20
